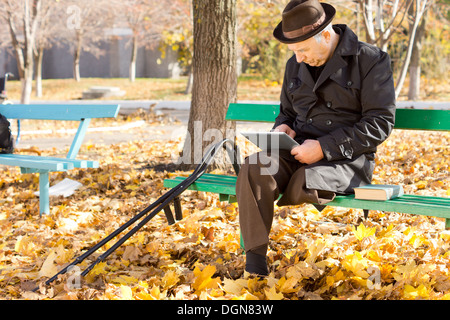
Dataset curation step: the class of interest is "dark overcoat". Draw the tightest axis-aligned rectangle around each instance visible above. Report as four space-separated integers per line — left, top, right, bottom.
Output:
274 24 396 201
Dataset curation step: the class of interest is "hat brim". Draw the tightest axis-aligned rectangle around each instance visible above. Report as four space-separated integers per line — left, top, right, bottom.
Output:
273 3 336 44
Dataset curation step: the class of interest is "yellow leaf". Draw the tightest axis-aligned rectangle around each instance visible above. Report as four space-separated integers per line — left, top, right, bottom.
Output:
366 250 382 262
192 265 221 293
112 275 139 286
342 252 370 278
264 286 284 300
85 261 108 283
306 239 327 264
15 236 35 256
403 284 429 299
415 180 427 190
162 271 180 289
149 285 163 299
277 276 299 294
38 250 58 278
232 289 260 300
352 223 376 241
120 285 134 300
222 278 246 296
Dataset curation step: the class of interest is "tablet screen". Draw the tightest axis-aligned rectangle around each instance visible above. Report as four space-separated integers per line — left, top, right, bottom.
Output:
241 131 299 151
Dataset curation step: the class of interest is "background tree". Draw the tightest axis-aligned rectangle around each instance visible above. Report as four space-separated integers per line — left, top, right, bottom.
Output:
394 0 430 98
407 1 428 100
34 0 63 97
158 0 193 93
237 0 288 82
60 0 114 82
180 0 237 169
357 0 411 51
0 0 42 104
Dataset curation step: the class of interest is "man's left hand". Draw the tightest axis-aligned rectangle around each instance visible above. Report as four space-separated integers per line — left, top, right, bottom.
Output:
290 139 324 164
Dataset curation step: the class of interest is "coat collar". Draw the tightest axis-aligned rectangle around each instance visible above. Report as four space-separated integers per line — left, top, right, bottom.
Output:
298 24 359 91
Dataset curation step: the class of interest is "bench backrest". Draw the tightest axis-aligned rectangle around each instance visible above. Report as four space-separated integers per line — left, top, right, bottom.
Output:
225 103 450 131
0 104 120 120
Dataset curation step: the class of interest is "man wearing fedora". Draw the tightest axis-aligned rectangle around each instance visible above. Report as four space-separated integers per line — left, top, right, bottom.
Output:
236 0 396 276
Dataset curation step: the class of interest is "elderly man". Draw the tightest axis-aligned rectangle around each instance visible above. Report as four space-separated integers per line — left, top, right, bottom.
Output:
236 0 396 276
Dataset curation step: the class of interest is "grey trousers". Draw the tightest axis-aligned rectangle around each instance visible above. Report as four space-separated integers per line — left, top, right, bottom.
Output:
236 150 335 252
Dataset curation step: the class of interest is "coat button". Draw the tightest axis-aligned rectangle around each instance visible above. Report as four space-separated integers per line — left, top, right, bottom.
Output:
326 101 332 108
306 118 313 124
289 82 294 89
347 80 353 87
325 120 332 126
344 150 352 157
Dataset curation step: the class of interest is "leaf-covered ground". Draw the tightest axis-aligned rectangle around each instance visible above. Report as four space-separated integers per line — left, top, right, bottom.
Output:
0 115 449 300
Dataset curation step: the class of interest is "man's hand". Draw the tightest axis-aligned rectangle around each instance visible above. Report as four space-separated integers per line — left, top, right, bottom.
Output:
273 124 296 139
291 139 324 164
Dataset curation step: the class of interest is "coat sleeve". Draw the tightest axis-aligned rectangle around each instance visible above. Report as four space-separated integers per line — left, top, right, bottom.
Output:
317 49 396 161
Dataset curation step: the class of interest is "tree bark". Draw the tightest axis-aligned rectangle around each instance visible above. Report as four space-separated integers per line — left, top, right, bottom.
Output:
179 0 237 169
73 31 82 82
34 46 44 98
395 0 428 99
407 9 427 100
129 34 138 82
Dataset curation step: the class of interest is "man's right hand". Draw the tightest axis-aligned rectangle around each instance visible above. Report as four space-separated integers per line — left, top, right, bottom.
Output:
273 124 296 139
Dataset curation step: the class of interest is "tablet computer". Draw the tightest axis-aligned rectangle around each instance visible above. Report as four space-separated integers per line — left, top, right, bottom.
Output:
241 131 299 151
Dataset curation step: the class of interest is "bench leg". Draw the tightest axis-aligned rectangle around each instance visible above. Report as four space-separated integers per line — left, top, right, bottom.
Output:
39 172 50 216
174 197 183 220
163 206 176 225
446 218 450 230
363 209 369 220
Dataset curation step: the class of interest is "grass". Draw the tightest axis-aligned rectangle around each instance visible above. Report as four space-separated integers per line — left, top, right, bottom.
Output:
3 75 449 102
4 76 282 102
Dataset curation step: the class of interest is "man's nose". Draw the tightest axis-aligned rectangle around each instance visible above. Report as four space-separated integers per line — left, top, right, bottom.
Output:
295 53 305 63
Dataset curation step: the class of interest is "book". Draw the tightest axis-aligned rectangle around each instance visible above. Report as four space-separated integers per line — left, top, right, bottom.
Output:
354 184 404 201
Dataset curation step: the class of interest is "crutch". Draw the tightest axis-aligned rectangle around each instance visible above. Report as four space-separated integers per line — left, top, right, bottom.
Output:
35 138 240 291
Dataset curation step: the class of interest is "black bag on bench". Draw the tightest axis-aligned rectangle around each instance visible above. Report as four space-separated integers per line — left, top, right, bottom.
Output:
0 114 14 154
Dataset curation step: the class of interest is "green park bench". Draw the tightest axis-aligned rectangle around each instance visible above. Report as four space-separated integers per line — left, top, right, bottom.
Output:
0 104 120 216
164 103 450 233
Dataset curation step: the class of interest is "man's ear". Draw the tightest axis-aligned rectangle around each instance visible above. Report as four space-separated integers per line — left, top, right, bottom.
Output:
322 30 331 42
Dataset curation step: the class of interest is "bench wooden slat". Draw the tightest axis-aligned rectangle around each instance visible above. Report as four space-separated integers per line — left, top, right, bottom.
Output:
226 103 450 131
225 103 279 122
327 195 450 217
0 155 74 171
0 104 120 121
394 109 450 131
163 175 237 195
0 154 98 169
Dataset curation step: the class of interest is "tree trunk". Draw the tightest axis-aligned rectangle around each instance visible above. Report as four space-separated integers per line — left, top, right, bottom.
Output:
73 32 82 82
407 10 427 100
34 46 44 98
21 67 33 104
179 0 237 169
395 0 428 99
129 34 138 82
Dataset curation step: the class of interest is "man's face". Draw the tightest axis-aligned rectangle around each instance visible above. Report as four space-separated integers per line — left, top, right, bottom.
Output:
287 32 332 67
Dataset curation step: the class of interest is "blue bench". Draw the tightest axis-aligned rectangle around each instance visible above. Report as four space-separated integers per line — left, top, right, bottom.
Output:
0 104 120 215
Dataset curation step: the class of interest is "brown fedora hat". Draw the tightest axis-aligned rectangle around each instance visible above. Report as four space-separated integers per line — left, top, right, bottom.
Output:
273 0 336 44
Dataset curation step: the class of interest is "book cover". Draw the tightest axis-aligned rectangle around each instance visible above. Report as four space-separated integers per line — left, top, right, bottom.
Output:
354 184 404 201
